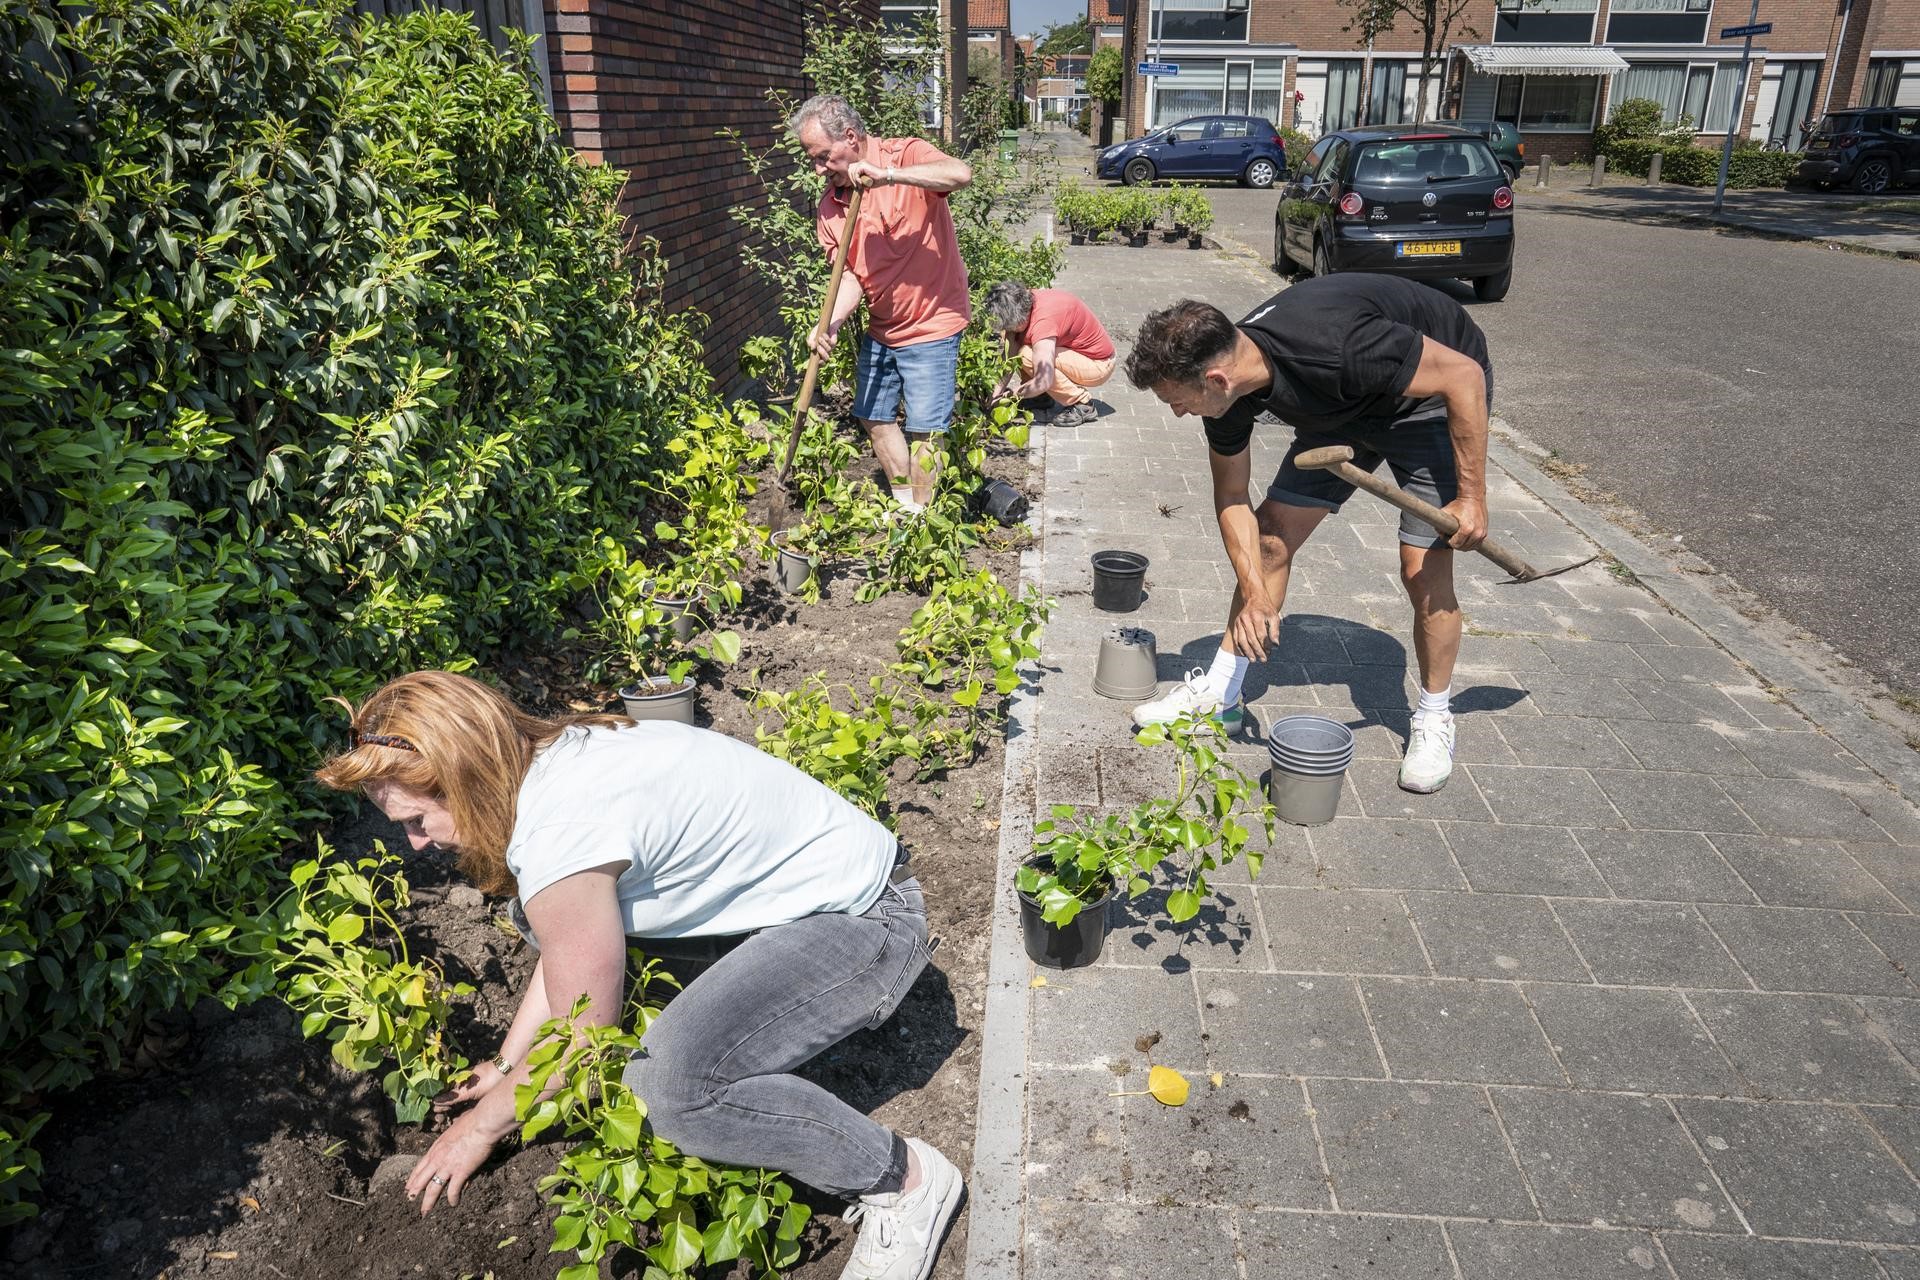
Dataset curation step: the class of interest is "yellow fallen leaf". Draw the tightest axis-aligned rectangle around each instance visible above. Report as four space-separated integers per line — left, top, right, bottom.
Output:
1029 975 1047 988
209 1252 239 1261
239 1195 260 1212
1210 1072 1224 1088
497 1236 518 1248
1148 1065 1190 1107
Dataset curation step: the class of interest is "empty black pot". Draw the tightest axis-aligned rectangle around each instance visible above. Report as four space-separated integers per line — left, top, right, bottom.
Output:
1090 550 1149 612
1016 871 1115 970
972 478 1030 526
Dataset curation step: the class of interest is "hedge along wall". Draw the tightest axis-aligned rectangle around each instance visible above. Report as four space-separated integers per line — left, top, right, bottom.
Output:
0 0 709 1203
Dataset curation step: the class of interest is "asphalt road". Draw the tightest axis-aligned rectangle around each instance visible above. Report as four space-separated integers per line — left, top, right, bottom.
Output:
1181 183 1920 702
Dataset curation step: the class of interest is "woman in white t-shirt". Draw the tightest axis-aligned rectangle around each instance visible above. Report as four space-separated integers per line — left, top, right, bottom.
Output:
315 671 964 1280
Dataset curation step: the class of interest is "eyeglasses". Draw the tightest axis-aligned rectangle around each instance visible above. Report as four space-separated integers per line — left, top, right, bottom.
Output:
357 731 418 753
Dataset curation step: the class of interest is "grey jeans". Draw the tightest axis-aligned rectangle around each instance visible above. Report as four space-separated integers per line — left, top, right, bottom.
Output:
617 878 932 1199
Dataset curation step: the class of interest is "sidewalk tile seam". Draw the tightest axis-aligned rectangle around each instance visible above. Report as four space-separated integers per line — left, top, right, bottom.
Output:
1538 894 1604 984
1297 1076 1343 1215
1662 1094 1759 1236
1479 1081 1553 1223
1672 989 1764 1100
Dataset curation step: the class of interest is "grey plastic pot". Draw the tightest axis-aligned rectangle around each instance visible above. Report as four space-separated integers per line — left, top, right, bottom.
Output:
619 676 696 725
1268 765 1346 826
654 592 699 643
770 532 816 595
1092 626 1158 700
1265 714 1354 825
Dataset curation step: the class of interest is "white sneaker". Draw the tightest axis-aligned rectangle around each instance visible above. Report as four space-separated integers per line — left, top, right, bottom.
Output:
1130 667 1244 734
1399 713 1456 793
839 1136 965 1280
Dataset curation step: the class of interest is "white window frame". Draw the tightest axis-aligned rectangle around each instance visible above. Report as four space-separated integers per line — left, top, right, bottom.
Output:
1605 0 1713 47
1151 0 1252 47
1225 59 1254 114
1493 0 1599 46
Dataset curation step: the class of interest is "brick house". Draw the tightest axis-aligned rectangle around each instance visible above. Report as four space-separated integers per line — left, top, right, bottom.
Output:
969 0 1016 84
1113 0 1917 166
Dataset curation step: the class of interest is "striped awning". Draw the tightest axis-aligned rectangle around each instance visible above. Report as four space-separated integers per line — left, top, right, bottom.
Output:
1456 45 1631 76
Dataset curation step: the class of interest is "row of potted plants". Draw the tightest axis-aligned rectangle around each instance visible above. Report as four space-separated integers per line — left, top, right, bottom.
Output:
1054 183 1216 248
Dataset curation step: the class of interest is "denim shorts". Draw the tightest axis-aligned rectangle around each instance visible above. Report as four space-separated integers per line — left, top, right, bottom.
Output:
852 331 961 434
1269 416 1460 548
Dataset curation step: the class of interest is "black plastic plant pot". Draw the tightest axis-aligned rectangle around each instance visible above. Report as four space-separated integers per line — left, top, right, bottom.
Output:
1090 550 1149 612
973 478 1030 526
1070 231 1086 245
1016 868 1114 970
1188 234 1205 249
619 676 696 725
1128 230 1149 247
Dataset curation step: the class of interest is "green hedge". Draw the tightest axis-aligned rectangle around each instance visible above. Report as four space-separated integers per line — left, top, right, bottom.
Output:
1601 138 1802 189
0 0 707 1213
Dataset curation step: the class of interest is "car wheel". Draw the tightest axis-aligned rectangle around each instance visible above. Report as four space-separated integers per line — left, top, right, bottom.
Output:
1123 157 1154 186
1273 224 1293 277
1852 157 1894 194
1501 162 1518 185
1312 237 1334 279
1473 267 1513 303
1243 158 1278 189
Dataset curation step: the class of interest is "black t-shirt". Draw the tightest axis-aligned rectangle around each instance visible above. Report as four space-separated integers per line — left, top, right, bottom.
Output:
1203 274 1492 456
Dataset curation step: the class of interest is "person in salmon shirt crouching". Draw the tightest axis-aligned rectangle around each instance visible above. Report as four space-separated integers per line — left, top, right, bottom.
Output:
982 280 1115 427
790 94 972 514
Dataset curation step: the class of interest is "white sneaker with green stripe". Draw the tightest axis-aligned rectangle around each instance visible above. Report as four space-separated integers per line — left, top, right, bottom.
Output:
1131 668 1244 733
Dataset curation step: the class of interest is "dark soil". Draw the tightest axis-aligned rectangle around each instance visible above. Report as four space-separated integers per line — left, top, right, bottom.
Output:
15 436 1035 1280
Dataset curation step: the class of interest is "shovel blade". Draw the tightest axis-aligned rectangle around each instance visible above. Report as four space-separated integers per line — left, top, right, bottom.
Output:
1498 554 1599 585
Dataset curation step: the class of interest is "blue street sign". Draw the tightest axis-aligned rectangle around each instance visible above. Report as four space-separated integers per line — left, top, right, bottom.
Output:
1137 61 1180 76
1720 21 1771 37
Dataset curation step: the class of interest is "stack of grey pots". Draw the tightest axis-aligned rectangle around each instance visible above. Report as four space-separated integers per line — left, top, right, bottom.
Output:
1266 715 1355 826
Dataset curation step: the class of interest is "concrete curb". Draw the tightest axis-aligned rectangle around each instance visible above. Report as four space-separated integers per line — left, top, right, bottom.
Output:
961 431 1048 1280
1489 426 1920 806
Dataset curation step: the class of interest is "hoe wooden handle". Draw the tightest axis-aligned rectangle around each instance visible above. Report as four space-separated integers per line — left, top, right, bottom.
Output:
778 185 863 484
1291 444 1539 581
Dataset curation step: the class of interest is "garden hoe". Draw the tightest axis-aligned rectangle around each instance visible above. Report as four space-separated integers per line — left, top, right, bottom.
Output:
1292 445 1596 584
775 184 863 490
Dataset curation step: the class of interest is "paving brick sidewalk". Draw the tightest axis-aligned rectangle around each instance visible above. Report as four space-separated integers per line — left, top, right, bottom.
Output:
971 237 1920 1279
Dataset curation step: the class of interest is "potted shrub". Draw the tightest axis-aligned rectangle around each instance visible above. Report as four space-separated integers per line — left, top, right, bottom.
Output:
586 538 742 723
1179 188 1215 249
1014 716 1276 968
770 523 824 597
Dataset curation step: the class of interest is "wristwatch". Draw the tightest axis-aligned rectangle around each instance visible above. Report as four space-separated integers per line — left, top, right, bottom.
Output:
491 1053 512 1074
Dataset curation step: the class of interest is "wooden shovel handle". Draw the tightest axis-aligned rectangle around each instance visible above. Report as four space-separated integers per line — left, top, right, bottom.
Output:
777 185 863 483
1291 444 1538 581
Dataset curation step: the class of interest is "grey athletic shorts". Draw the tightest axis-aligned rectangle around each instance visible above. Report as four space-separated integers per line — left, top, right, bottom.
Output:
1268 415 1459 549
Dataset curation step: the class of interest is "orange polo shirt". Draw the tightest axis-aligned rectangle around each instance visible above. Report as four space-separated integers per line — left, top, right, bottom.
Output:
817 137 971 348
1023 289 1114 361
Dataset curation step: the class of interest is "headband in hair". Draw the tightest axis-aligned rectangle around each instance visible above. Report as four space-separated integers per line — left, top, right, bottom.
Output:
357 731 419 753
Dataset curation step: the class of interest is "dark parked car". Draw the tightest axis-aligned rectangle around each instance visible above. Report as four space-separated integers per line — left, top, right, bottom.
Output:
1796 107 1920 193
1273 125 1516 302
1425 118 1525 182
1096 114 1288 188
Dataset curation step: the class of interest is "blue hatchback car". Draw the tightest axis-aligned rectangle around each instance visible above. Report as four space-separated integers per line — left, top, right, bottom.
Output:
1096 114 1288 188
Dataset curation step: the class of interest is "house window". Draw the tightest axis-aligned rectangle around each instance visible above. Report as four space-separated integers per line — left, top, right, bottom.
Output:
1153 61 1226 126
1865 58 1903 106
1227 61 1252 114
1494 0 1598 46
1369 61 1407 124
1251 61 1288 124
1325 58 1364 131
1493 74 1600 130
1151 0 1250 43
1615 61 1742 131
1606 0 1712 46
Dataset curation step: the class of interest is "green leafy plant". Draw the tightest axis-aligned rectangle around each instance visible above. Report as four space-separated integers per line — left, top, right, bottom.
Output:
751 675 958 818
1085 45 1123 105
238 844 474 1124
893 570 1049 702
1016 716 1277 926
523 976 810 1280
587 538 744 689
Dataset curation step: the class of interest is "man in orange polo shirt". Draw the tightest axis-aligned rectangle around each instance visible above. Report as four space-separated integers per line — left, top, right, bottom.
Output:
982 281 1115 427
791 95 972 513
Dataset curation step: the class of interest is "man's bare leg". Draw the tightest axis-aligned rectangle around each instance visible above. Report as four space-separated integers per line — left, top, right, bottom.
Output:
905 431 941 507
1398 541 1461 793
863 418 911 488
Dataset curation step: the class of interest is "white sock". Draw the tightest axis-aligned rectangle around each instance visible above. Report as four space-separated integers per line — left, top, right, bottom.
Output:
890 486 923 513
1417 686 1452 720
1206 648 1250 706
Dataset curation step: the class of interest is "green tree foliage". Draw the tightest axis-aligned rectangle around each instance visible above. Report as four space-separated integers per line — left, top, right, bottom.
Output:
0 0 711 1214
1034 16 1092 56
1085 46 1123 105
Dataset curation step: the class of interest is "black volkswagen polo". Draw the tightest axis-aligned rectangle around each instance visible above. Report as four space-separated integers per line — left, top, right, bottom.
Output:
1273 124 1516 302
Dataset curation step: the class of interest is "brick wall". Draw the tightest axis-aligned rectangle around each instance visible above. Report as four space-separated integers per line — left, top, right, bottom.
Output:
542 0 880 389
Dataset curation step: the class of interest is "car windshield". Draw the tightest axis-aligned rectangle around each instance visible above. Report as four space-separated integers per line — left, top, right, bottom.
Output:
1351 139 1499 185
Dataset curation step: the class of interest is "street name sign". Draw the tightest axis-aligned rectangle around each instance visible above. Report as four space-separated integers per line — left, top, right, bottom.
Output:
1720 21 1771 37
1138 61 1179 76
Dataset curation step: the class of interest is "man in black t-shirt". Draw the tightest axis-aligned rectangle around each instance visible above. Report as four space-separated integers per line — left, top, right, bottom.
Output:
1124 274 1493 795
